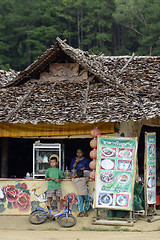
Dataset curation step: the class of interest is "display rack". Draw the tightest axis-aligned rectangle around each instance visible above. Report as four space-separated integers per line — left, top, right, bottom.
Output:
33 141 62 178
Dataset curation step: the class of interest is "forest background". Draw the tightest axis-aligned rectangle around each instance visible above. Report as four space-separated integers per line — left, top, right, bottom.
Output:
0 0 160 71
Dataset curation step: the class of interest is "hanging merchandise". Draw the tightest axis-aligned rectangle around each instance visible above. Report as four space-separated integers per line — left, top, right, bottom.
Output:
89 170 95 180
90 149 97 159
90 127 101 138
89 128 101 181
89 160 96 170
90 138 97 149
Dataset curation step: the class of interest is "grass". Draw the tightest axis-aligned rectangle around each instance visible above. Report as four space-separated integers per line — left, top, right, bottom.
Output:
42 227 58 231
27 227 58 231
82 226 111 231
82 226 141 232
132 229 142 232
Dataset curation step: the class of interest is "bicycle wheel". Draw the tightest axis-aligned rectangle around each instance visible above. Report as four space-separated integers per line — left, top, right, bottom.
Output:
29 210 48 224
57 214 76 228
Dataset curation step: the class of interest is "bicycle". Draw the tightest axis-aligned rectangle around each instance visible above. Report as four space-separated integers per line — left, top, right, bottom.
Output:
29 197 76 227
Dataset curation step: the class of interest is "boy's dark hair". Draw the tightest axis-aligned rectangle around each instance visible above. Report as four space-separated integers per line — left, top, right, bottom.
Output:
76 170 83 178
50 156 57 162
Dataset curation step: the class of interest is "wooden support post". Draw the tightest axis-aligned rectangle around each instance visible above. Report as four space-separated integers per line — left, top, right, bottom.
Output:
1 137 9 178
92 219 134 227
129 211 133 219
147 215 160 222
93 208 99 219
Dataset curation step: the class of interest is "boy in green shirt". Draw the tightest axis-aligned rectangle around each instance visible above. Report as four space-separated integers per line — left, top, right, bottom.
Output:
45 156 63 213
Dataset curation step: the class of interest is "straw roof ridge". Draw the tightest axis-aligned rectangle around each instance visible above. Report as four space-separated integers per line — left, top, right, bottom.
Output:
4 37 160 92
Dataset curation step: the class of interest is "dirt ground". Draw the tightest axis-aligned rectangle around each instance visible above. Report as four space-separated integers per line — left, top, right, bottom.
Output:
0 230 160 240
0 210 160 240
1 211 160 232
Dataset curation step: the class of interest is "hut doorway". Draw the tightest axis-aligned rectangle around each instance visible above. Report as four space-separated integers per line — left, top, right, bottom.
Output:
1 137 92 178
138 125 160 176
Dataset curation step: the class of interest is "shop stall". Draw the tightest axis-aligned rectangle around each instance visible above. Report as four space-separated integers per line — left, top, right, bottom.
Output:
0 38 160 216
0 123 113 215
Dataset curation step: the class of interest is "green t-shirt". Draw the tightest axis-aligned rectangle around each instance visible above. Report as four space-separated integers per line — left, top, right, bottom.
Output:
45 167 63 190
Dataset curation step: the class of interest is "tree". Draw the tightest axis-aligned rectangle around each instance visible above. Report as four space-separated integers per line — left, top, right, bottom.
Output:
0 0 160 71
113 0 160 55
80 0 115 55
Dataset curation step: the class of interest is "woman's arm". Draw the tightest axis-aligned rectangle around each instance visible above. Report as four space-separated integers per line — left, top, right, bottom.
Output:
73 158 79 169
70 157 77 170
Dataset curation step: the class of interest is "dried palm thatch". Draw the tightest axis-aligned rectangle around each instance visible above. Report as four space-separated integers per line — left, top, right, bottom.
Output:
0 38 159 124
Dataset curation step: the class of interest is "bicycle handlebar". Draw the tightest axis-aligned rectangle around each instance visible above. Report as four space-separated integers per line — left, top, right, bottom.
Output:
67 197 72 202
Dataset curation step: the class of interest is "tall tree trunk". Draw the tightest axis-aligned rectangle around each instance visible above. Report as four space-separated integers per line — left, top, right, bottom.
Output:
77 8 80 48
27 34 31 65
112 23 118 53
121 26 124 48
98 13 103 49
80 8 83 49
117 25 121 50
68 20 71 45
149 44 152 56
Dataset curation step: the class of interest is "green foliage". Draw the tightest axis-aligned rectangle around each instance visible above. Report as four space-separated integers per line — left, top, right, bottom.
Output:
0 0 159 71
114 0 160 55
82 226 138 232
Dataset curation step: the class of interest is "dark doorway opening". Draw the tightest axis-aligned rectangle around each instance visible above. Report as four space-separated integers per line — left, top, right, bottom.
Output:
138 125 160 176
3 137 92 178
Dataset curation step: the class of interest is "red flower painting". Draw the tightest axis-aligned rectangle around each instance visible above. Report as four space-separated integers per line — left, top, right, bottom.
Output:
2 185 19 203
20 183 27 190
64 192 77 203
13 192 31 212
60 192 77 210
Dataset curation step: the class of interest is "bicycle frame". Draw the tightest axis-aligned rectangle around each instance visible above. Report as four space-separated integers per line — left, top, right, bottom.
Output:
34 197 72 220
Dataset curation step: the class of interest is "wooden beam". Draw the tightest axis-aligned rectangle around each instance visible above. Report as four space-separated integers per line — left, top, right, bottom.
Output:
147 215 160 222
119 53 135 74
83 81 90 115
92 219 134 227
82 75 94 116
5 83 36 121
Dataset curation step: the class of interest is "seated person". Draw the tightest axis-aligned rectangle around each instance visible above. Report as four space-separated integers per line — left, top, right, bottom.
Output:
70 148 90 171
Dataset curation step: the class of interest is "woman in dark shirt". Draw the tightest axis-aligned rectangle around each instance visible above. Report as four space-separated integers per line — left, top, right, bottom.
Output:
70 148 90 171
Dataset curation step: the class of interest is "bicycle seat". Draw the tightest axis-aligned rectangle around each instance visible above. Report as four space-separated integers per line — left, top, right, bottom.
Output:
47 205 52 210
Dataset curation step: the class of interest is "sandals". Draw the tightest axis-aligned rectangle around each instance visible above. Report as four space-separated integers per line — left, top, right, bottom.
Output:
83 211 88 217
77 213 83 217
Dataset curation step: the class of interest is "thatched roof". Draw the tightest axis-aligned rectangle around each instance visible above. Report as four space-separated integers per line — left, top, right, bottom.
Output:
0 37 159 124
0 70 17 88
